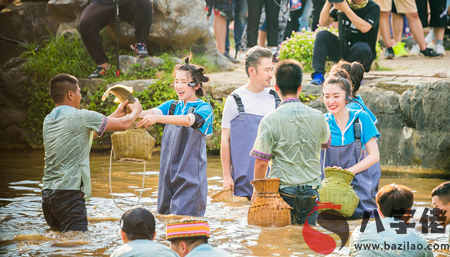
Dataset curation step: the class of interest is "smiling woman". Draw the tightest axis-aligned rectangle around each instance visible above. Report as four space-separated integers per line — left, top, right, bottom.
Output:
321 76 381 219
137 56 213 217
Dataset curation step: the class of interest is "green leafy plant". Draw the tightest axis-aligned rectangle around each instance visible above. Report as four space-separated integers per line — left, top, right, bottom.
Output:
21 34 95 144
279 27 338 73
21 32 222 149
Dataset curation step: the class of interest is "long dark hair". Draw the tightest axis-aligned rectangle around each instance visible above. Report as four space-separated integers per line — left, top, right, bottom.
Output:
329 60 364 97
174 55 209 97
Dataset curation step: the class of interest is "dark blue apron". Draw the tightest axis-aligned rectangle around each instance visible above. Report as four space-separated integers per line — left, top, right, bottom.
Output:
320 118 380 219
229 89 280 198
157 101 208 217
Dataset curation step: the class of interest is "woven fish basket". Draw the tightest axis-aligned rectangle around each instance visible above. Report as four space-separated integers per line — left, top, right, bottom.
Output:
248 178 292 227
111 122 156 163
211 187 250 203
318 168 359 218
324 168 355 184
211 187 233 202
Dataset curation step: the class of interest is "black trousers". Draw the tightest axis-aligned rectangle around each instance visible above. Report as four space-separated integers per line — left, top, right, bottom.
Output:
247 0 280 47
311 0 325 31
78 0 153 65
312 30 373 76
42 189 88 232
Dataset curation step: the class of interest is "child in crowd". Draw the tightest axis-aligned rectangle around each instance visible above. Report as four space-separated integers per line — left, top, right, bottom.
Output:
321 76 381 219
137 56 213 217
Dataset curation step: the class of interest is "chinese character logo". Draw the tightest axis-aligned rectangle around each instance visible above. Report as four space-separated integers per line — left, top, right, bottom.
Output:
303 202 350 255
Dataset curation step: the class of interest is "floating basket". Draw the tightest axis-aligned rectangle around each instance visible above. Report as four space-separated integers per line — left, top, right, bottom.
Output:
211 188 250 203
248 178 292 227
318 168 359 218
111 122 156 163
211 187 233 202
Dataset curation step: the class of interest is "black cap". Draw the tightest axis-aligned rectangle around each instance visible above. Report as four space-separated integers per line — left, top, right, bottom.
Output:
120 207 155 236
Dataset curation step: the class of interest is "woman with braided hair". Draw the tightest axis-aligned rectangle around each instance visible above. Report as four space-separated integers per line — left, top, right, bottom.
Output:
137 56 213 217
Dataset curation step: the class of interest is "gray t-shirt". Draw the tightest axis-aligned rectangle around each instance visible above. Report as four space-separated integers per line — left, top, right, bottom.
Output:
250 101 330 189
111 239 179 257
43 106 107 198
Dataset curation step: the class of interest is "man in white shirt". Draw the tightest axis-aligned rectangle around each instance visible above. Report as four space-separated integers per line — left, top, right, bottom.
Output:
221 46 280 199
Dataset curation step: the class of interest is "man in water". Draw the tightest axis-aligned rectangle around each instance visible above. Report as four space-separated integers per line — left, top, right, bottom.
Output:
431 181 450 245
111 207 179 256
42 73 141 232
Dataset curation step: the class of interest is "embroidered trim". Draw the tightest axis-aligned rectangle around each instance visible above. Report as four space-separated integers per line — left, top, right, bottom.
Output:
97 116 108 137
321 135 331 149
250 150 271 161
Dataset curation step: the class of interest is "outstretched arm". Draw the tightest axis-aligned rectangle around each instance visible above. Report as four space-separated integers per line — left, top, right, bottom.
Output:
136 114 191 128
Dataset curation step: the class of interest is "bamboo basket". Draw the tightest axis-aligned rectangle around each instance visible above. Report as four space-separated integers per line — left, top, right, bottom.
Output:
318 168 359 218
111 120 156 163
324 168 355 184
248 178 292 227
211 187 233 202
211 188 250 203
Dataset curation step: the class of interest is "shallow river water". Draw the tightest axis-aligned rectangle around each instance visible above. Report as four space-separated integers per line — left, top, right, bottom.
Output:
0 150 449 256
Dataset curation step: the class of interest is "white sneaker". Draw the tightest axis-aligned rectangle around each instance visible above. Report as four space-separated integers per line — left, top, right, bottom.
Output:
425 31 434 44
409 44 420 55
427 42 436 51
236 50 247 61
436 44 446 55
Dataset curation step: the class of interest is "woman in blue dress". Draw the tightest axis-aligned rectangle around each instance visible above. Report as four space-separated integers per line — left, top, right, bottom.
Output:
137 56 213 217
321 76 381 219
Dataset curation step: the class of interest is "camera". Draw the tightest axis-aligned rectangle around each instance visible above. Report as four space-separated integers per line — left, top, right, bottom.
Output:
329 0 344 3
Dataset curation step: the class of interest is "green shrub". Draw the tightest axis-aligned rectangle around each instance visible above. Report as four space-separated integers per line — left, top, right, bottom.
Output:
21 34 95 144
279 27 338 73
21 33 223 150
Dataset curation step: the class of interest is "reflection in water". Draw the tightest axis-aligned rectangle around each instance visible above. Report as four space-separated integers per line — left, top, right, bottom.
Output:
0 151 448 256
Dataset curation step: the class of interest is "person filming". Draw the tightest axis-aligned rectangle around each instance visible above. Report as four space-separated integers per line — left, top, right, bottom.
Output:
311 0 380 85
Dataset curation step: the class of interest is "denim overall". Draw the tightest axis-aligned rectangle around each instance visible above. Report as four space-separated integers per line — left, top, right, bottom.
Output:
229 89 280 199
321 118 380 219
157 101 207 217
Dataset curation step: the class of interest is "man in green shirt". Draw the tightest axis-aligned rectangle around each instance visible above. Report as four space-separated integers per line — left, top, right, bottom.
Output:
250 59 331 225
42 73 142 232
431 182 450 245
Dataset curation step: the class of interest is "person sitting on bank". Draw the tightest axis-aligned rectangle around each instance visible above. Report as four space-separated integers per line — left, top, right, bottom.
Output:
42 73 142 233
111 207 179 257
250 59 331 225
166 220 230 257
310 0 380 85
431 181 450 245
349 183 433 256
78 0 153 78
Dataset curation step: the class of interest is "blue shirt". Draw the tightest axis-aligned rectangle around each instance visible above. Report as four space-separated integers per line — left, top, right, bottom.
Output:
347 95 378 125
110 239 179 257
153 100 213 135
325 109 380 147
186 244 230 257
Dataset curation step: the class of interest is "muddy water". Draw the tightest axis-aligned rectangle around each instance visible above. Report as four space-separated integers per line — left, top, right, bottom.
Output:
0 150 448 256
